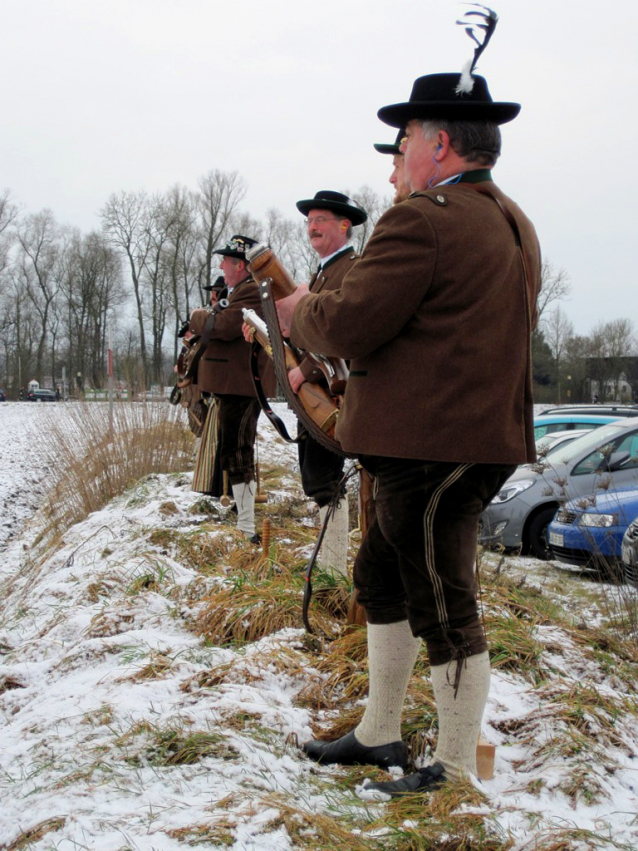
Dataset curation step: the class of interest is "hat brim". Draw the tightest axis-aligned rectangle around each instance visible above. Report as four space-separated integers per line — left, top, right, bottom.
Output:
296 199 367 227
213 248 246 260
377 101 521 128
373 142 401 155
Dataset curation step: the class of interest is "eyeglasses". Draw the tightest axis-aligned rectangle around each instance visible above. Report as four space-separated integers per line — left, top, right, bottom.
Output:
304 215 339 226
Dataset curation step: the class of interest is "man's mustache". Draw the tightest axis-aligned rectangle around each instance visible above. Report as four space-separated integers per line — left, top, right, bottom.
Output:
309 231 323 239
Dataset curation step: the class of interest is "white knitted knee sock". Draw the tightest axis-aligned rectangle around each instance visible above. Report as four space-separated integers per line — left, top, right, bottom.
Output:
355 621 422 747
431 650 491 779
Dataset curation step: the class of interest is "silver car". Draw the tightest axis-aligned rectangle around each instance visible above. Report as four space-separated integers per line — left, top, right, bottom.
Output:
621 519 638 587
480 419 638 559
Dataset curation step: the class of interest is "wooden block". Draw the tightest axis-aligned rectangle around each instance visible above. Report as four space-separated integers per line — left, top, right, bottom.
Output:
476 734 495 781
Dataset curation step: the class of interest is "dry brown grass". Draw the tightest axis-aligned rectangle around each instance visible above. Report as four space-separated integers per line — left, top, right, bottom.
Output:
114 719 239 766
35 401 194 550
3 818 66 850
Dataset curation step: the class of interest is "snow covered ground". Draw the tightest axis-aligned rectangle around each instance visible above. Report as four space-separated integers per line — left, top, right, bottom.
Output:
0 401 637 850
0 402 60 548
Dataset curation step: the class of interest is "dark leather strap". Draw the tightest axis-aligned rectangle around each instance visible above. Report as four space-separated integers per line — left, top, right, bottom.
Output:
249 342 302 445
474 187 536 332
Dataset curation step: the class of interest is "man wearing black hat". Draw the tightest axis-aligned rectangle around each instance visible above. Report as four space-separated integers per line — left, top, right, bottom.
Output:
290 190 367 578
277 69 541 797
374 130 410 206
189 235 276 542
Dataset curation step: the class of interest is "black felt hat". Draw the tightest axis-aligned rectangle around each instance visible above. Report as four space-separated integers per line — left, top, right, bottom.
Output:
203 274 226 292
373 129 404 156
213 235 258 261
377 73 520 128
296 190 368 226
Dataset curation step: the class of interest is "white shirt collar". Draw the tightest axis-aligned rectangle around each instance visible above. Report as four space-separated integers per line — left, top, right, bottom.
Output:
318 244 352 270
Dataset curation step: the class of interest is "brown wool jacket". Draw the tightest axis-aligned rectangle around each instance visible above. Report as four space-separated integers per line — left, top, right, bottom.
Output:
290 178 542 465
299 246 358 382
189 275 276 398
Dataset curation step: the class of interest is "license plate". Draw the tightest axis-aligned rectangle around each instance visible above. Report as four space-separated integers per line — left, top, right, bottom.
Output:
549 531 563 547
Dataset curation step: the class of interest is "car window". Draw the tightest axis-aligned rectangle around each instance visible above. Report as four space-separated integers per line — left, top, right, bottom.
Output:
534 423 569 439
572 431 638 475
551 423 633 469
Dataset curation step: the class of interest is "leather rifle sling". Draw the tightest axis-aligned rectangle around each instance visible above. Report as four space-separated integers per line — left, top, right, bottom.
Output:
249 342 301 444
474 188 536 332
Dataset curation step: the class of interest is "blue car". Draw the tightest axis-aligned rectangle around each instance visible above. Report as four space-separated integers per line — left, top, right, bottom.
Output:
534 412 630 442
548 487 638 578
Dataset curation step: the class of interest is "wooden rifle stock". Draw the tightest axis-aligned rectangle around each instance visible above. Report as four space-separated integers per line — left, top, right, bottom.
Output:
247 243 297 299
243 309 339 440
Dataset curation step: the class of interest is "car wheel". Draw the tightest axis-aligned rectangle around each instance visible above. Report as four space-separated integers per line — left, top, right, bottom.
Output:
526 507 557 560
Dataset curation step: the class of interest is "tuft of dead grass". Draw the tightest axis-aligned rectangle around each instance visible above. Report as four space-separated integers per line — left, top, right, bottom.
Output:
34 401 194 551
3 818 66 850
115 719 239 766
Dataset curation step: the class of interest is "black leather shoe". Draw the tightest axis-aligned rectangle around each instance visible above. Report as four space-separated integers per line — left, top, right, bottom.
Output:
358 761 446 800
302 730 408 771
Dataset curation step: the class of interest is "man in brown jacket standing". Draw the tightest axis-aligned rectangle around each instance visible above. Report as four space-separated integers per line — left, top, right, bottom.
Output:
189 235 275 542
289 191 367 577
276 73 541 797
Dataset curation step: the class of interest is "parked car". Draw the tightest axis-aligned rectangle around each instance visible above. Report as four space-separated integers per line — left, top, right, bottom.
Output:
479 419 638 559
621 519 638 587
534 410 633 442
535 429 592 458
0 388 5 401
548 487 638 579
541 404 638 418
26 388 57 402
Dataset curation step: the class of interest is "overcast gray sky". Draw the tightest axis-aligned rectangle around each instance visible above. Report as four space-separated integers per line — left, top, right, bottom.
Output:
2 0 636 334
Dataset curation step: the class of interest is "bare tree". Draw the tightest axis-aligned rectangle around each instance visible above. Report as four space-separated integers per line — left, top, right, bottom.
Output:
536 260 571 322
348 185 391 254
59 229 125 388
542 305 574 403
0 189 19 283
587 319 636 402
563 335 592 403
160 185 199 360
195 170 246 299
101 190 154 383
15 210 62 383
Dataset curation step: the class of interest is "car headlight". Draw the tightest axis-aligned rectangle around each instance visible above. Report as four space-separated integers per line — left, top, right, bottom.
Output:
580 513 618 528
490 479 536 505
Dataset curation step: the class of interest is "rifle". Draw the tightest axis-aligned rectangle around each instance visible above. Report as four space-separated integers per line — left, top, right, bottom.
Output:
245 244 350 455
242 306 346 454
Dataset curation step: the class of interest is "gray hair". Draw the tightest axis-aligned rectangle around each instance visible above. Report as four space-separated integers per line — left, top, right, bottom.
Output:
419 119 501 166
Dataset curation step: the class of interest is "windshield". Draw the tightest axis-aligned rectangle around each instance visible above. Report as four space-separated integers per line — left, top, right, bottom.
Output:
539 422 630 466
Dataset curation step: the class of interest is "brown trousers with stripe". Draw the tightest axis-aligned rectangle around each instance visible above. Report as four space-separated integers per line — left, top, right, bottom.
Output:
353 457 515 666
216 394 261 486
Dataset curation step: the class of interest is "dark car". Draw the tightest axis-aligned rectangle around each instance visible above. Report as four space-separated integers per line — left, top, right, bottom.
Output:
0 388 5 401
26 388 57 402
